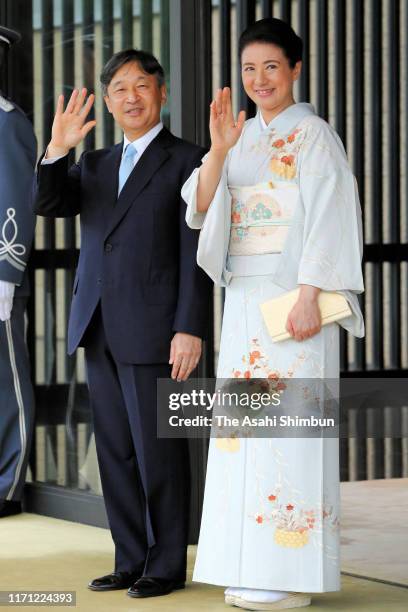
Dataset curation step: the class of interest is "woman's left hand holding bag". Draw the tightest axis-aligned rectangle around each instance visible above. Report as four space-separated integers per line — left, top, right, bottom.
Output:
286 285 322 341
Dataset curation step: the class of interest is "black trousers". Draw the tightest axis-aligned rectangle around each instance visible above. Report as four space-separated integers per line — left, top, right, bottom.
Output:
83 304 190 580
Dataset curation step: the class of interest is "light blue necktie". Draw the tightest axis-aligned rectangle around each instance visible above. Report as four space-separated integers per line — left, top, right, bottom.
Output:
118 143 137 195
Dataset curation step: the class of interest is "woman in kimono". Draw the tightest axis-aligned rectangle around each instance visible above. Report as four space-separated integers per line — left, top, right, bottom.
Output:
182 18 364 611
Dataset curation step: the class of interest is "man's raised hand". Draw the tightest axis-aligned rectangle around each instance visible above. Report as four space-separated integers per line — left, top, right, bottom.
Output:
47 88 96 158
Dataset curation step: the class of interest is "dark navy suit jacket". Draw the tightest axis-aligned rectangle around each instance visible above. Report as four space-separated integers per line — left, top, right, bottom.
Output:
33 127 212 363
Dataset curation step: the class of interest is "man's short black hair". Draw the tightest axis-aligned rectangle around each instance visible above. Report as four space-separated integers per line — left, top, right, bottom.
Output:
100 48 165 94
238 18 303 68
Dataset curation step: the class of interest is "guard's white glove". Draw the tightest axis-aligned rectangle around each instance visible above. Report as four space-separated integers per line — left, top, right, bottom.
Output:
0 280 15 321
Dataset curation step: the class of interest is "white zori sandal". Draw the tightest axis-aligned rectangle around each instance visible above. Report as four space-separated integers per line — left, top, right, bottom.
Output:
224 590 312 610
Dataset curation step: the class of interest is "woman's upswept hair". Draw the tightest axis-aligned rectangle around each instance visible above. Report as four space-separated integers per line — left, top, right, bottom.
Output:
238 18 303 68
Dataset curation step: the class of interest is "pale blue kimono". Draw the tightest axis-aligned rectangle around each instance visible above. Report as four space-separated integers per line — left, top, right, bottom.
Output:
182 103 364 592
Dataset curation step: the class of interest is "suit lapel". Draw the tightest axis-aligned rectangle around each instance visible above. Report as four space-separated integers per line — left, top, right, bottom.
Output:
103 127 174 240
98 142 123 211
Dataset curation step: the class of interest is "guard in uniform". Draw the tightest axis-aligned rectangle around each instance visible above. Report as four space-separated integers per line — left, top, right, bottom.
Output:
0 25 37 518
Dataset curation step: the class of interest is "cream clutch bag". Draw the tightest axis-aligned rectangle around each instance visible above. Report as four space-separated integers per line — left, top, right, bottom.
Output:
259 289 352 342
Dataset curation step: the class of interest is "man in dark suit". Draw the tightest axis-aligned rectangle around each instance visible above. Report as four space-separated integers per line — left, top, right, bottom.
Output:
33 49 211 599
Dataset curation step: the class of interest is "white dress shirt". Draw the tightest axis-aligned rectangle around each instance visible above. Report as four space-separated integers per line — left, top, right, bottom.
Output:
122 121 163 165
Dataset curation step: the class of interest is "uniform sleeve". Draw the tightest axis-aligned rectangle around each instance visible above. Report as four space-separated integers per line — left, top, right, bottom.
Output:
0 111 37 286
297 120 364 294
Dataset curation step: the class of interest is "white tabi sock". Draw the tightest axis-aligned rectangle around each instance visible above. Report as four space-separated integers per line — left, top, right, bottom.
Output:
225 587 244 596
237 588 291 603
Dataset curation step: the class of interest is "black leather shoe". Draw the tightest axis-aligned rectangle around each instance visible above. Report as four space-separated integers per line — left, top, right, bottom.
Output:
0 499 22 518
88 570 142 591
127 577 185 598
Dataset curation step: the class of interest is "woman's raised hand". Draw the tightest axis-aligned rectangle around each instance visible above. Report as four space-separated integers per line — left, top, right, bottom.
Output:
209 87 246 153
195 87 245 213
48 88 96 157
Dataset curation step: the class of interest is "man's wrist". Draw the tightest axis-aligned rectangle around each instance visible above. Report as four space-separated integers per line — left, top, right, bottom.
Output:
46 142 70 159
172 330 202 340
